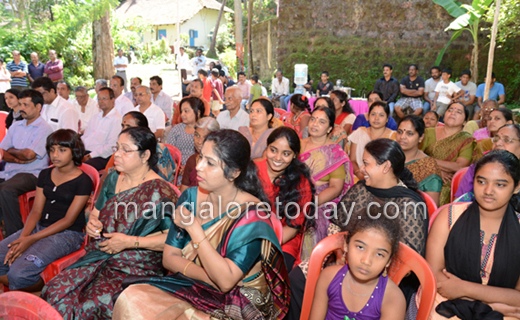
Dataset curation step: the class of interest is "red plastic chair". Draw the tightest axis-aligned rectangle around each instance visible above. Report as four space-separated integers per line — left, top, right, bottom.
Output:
164 143 182 184
418 190 438 219
428 203 450 231
450 167 469 202
274 108 287 118
0 111 8 143
0 291 64 319
167 182 182 198
300 232 437 320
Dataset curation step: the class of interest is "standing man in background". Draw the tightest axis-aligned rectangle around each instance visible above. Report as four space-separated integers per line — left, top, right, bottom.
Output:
176 47 190 81
113 49 129 93
44 50 63 83
6 50 28 91
27 52 45 85
192 49 206 76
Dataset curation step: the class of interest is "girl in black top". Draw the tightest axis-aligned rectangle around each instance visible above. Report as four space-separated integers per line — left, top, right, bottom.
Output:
0 129 93 291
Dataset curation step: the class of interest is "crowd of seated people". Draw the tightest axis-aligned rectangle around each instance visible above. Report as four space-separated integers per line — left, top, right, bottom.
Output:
1 53 519 320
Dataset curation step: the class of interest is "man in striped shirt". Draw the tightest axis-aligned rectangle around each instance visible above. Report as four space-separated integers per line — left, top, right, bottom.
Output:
6 50 28 91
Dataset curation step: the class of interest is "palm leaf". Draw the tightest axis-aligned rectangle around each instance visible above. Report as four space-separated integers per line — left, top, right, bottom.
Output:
433 0 467 17
435 29 464 65
445 12 471 30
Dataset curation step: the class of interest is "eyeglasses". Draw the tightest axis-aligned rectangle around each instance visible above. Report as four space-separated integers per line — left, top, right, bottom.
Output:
492 136 520 144
112 146 140 155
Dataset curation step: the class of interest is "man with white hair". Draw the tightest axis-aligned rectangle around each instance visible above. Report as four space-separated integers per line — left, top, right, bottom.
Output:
93 79 107 101
216 86 249 131
72 86 99 134
133 85 166 140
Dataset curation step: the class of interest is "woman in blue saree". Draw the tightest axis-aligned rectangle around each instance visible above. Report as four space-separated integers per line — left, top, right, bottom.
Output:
113 129 290 320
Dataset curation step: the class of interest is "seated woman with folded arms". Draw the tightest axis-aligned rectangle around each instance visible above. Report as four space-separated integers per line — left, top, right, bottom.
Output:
0 129 92 292
42 127 178 319
412 150 520 319
239 98 275 159
112 129 290 320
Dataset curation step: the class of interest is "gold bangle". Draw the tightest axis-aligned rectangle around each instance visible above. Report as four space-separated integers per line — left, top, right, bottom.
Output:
134 237 139 249
183 261 193 276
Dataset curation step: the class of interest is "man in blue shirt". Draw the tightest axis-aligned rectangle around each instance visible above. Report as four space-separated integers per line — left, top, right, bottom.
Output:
0 89 53 236
27 52 45 85
475 72 506 120
6 50 28 91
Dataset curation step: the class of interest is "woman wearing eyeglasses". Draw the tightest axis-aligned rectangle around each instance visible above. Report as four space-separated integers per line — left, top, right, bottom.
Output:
42 127 179 319
455 124 520 202
472 108 514 163
421 102 475 205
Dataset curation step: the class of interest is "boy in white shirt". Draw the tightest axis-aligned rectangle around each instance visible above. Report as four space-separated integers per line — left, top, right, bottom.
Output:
432 69 463 117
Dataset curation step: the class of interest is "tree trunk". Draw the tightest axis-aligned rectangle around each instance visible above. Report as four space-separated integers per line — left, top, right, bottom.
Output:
207 0 226 59
235 0 244 72
92 11 114 81
246 0 253 77
484 0 501 101
470 41 478 84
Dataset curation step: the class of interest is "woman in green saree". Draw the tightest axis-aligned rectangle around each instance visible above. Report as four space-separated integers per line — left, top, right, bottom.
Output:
398 115 443 206
421 102 475 205
112 129 290 320
42 127 179 320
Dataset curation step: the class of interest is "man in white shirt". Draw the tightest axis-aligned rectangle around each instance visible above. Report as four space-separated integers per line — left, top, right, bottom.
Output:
270 70 290 110
191 49 206 76
113 49 129 93
72 86 99 134
134 85 166 140
176 47 190 81
432 69 463 117
124 77 141 105
150 75 174 123
454 69 478 119
111 75 134 117
56 81 71 101
93 79 107 101
423 66 441 115
81 87 122 170
217 86 249 130
31 76 79 132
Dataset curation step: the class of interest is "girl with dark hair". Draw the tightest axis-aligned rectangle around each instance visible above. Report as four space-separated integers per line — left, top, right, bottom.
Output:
472 108 514 162
473 107 513 141
301 97 349 149
281 94 311 136
113 129 290 320
351 91 398 132
4 88 22 128
349 101 397 180
330 90 356 134
421 102 474 205
310 208 406 320
287 138 428 320
455 124 520 202
0 129 92 292
166 97 205 179
239 98 275 159
255 127 316 271
414 149 520 319
398 115 443 205
424 110 440 128
300 106 354 258
43 127 179 319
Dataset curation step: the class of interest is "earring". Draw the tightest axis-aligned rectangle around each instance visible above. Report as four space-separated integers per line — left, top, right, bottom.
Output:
142 160 146 164
382 267 388 277
341 252 346 265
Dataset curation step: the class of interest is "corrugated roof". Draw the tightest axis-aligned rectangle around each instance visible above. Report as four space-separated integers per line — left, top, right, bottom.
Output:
115 0 233 26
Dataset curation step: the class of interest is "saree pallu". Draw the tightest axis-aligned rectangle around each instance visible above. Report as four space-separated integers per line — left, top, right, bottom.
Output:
422 129 475 205
472 138 492 164
405 157 443 194
298 144 354 261
156 143 177 184
113 189 289 320
42 175 177 320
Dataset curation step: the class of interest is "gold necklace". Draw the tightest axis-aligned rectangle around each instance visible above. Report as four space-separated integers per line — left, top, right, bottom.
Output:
346 272 371 297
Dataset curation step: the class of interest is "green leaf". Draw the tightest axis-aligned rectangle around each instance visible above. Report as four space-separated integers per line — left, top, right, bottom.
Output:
433 0 467 17
435 29 464 65
473 0 495 15
445 12 471 30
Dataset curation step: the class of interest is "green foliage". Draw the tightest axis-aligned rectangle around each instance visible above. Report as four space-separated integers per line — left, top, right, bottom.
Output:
484 0 520 44
219 47 238 76
433 0 493 65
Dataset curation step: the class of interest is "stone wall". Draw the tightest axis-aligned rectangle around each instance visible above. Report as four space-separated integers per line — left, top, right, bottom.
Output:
270 0 519 100
251 18 279 82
